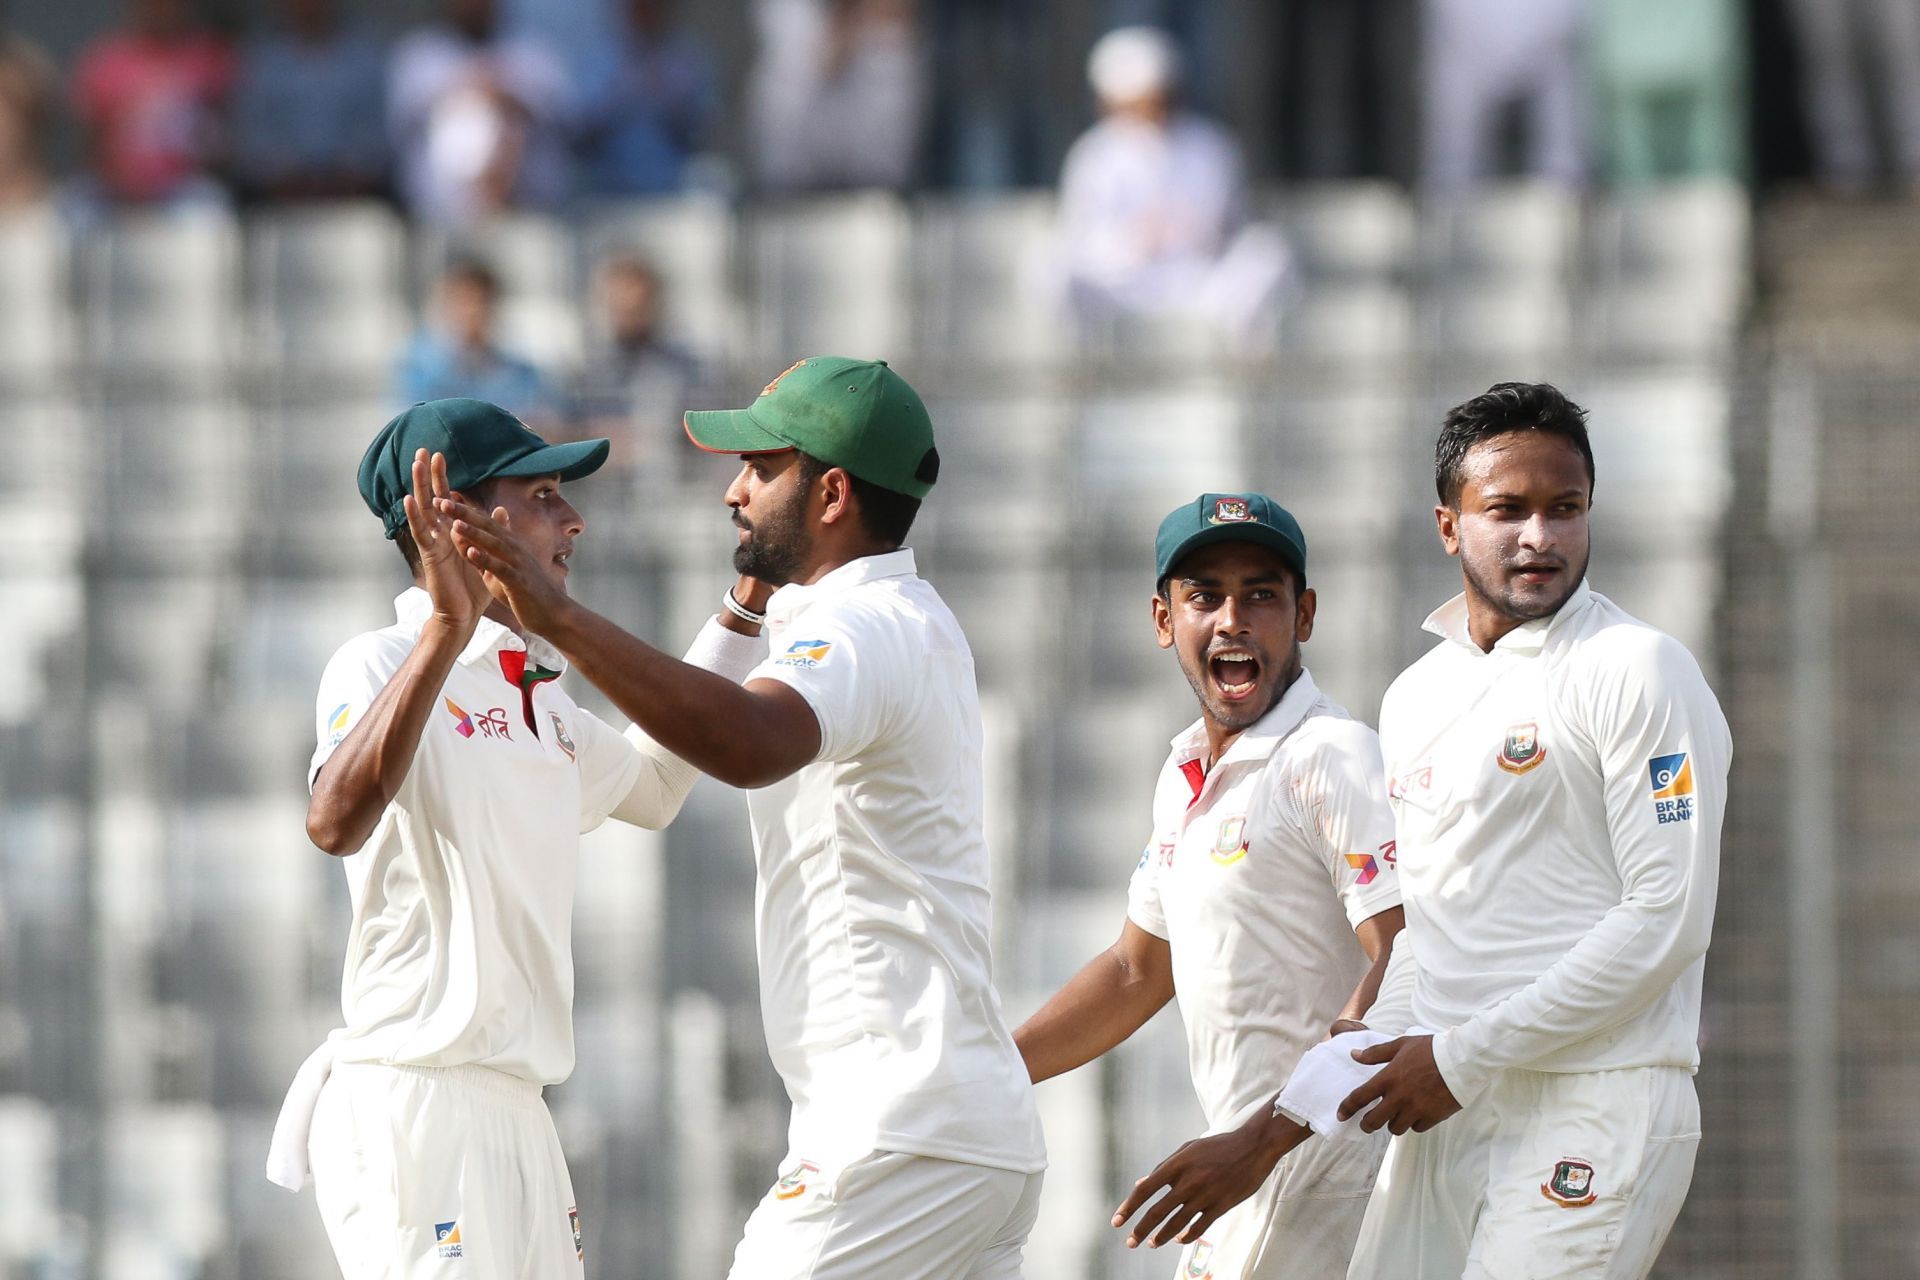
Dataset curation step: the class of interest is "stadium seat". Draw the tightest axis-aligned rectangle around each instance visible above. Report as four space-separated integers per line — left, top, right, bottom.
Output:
1420 180 1581 282
1269 180 1417 283
0 207 73 390
747 194 912 363
1288 281 1414 359
1071 383 1252 508
0 1097 59 1268
581 194 740 366
246 202 411 386
1422 277 1574 357
101 1103 227 1279
79 208 240 384
1586 181 1750 357
89 394 245 557
910 193 1065 370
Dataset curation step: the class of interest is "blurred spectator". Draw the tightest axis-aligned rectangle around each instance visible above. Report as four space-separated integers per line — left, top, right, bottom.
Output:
0 35 57 213
576 0 719 196
748 0 926 192
387 0 574 225
1590 0 1744 183
1055 26 1290 348
1420 0 1584 189
576 251 699 472
71 0 236 206
231 0 388 201
395 256 561 426
1785 0 1920 191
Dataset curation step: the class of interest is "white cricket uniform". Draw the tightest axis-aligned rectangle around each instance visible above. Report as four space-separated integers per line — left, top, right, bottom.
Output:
1349 582 1730 1280
724 550 1047 1280
275 588 760 1280
1126 671 1402 1280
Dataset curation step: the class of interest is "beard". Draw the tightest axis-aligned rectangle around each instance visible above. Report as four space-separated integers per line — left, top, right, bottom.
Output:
1460 546 1588 624
731 489 812 586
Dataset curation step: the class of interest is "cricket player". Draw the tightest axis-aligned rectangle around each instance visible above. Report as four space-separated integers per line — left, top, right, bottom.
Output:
265 398 770 1279
1014 493 1405 1280
442 357 1048 1280
1336 382 1732 1278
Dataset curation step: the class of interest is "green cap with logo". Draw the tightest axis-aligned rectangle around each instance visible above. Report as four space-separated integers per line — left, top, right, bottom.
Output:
683 356 939 498
358 398 609 539
1155 492 1309 587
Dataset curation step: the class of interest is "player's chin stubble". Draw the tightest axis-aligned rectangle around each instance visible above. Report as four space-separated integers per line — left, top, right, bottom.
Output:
1462 549 1585 623
731 498 811 587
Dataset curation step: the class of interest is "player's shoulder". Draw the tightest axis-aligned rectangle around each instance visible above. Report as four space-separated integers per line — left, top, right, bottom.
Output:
1381 640 1453 710
1562 591 1709 689
321 622 414 682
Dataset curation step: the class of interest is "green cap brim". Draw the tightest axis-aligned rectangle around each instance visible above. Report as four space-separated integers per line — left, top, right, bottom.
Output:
491 437 610 483
1159 525 1308 587
683 408 794 455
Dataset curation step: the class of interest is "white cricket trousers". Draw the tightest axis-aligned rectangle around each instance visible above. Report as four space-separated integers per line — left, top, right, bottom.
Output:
1348 1066 1700 1280
1173 1124 1386 1280
309 1062 585 1280
727 1149 1044 1280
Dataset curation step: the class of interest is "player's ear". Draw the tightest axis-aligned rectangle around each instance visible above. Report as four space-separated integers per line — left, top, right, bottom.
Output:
1434 504 1461 556
1295 586 1316 643
816 466 854 526
1151 589 1174 649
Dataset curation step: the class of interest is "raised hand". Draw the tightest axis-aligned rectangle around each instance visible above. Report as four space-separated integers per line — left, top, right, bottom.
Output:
440 494 570 638
1110 1109 1308 1250
404 449 490 632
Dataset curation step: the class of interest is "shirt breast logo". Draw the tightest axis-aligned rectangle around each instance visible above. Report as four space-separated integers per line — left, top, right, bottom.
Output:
775 639 833 669
1648 752 1694 823
773 1159 819 1201
445 698 512 740
1496 722 1546 774
550 713 577 762
1211 816 1249 866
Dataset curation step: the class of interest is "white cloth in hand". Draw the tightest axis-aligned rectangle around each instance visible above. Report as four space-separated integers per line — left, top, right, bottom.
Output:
1275 1026 1434 1141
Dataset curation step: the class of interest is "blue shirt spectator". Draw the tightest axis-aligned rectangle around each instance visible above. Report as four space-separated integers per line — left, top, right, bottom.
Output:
232 0 388 199
395 256 563 427
577 0 718 195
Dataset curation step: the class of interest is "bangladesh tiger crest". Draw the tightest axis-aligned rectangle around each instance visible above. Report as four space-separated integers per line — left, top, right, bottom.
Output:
1496 722 1546 774
1211 816 1249 866
1541 1158 1597 1207
550 713 577 762
1185 1239 1215 1279
1208 497 1252 525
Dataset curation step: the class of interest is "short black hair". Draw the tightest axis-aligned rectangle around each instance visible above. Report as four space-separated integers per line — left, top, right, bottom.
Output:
795 451 927 549
1435 382 1595 507
394 476 499 576
440 254 502 297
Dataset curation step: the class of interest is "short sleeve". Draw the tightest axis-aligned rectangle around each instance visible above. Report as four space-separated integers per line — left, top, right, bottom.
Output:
1290 722 1403 929
308 631 410 791
749 609 895 763
1125 832 1170 939
569 705 644 832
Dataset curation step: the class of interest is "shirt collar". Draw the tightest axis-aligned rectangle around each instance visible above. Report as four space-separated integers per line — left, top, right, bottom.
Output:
764 549 917 626
1421 579 1595 656
1168 667 1323 768
393 587 569 673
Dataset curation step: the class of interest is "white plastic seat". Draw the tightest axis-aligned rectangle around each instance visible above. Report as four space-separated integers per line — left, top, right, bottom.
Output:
911 193 1064 368
0 208 73 387
247 202 410 381
80 209 239 381
1289 281 1414 359
1270 180 1416 282
1421 180 1581 282
101 1104 227 1278
748 194 912 361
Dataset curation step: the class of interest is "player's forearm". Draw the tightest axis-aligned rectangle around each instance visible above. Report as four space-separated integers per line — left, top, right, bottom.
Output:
1433 891 1714 1103
306 619 470 855
1337 907 1407 1026
540 598 811 789
1015 947 1174 1084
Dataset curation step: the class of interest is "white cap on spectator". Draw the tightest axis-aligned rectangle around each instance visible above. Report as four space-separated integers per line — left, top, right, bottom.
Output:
1088 26 1181 104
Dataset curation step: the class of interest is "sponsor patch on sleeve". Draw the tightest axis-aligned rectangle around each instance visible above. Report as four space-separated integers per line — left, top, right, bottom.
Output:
1647 752 1694 823
774 639 833 670
326 702 354 748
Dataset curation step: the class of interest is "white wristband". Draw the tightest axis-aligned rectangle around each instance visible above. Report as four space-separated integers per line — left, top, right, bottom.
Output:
721 587 765 626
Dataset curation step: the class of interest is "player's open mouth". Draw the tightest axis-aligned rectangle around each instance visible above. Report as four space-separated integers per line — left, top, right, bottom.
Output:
1209 651 1260 699
1513 562 1560 585
553 548 573 574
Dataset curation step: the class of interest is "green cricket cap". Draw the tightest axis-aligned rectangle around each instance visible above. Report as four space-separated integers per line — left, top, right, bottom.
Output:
359 398 609 539
683 357 939 498
1155 492 1309 587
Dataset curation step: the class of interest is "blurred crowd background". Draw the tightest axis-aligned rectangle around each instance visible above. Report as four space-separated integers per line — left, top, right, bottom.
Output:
1 0 1918 1278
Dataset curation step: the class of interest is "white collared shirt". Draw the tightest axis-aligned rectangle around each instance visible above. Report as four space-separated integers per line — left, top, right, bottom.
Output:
1127 670 1403 1133
744 549 1047 1174
307 589 753 1085
1380 581 1731 1105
